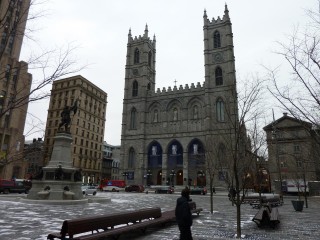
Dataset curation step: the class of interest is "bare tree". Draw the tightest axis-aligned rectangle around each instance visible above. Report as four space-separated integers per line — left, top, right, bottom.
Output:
0 0 83 178
205 76 268 238
266 1 320 132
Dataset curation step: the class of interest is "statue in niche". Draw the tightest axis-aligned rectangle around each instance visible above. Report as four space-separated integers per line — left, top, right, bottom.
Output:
173 108 178 121
74 169 82 182
193 105 199 119
153 110 158 122
58 99 78 132
193 144 198 154
172 145 177 155
152 146 157 156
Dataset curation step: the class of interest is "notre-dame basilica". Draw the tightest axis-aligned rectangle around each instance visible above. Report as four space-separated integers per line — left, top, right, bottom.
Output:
120 5 238 188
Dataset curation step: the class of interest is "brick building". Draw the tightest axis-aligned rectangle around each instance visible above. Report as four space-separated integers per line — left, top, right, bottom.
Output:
44 75 107 184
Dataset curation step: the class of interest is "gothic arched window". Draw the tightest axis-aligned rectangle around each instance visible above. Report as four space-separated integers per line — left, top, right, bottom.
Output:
216 98 225 122
132 80 138 97
214 31 221 48
128 147 135 168
218 143 226 163
134 48 140 64
148 51 152 67
215 67 223 86
130 108 137 129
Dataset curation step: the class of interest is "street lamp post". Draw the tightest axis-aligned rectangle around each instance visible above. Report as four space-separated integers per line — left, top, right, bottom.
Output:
146 169 152 186
197 170 205 187
170 169 176 187
122 171 129 181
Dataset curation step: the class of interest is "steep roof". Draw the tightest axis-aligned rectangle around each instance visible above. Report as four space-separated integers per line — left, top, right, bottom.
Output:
263 113 312 131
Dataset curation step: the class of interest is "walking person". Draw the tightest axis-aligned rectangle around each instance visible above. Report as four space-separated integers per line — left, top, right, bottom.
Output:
175 187 193 240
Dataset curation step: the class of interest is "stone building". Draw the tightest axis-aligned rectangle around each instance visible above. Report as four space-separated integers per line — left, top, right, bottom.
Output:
264 113 320 193
101 141 121 181
24 138 44 179
120 6 239 188
0 0 32 179
44 75 107 184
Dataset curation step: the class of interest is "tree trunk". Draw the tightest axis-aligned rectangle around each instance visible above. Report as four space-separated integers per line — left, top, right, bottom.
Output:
210 177 214 213
236 194 241 238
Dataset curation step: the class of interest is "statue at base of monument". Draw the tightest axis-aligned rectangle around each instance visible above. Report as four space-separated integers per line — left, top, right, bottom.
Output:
54 165 64 180
74 169 82 182
58 100 78 132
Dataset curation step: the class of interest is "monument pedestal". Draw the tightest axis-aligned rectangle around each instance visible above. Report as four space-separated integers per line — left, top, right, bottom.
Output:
28 132 83 201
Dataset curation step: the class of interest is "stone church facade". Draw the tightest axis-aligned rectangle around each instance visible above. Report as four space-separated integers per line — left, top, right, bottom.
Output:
120 5 238 188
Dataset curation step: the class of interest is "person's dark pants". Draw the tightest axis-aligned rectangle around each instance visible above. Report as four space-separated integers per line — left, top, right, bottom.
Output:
178 225 193 240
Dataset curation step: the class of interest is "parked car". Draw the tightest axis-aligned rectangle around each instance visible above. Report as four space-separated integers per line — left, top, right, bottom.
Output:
125 185 145 193
103 186 121 192
154 186 174 194
190 186 207 195
0 179 30 194
81 185 97 195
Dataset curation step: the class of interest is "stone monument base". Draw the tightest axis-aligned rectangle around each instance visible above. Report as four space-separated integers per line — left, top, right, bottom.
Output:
27 180 83 200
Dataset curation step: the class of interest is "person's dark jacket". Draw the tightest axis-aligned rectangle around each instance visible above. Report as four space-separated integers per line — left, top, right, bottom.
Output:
175 196 192 227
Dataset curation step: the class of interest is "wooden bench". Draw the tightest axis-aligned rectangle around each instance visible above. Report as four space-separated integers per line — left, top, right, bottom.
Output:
75 203 202 240
252 203 280 229
242 195 267 205
250 196 282 209
47 207 164 240
75 210 176 240
47 202 203 240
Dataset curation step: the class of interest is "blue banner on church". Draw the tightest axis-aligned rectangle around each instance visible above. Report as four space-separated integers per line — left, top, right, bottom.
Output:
127 171 134 180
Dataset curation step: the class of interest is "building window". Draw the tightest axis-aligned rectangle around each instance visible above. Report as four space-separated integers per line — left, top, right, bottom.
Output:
132 80 138 97
134 48 140 64
218 171 228 181
294 145 300 153
5 64 11 82
214 30 221 48
280 160 287 168
296 159 303 168
148 51 152 66
215 67 223 86
216 98 225 122
128 147 135 168
130 108 137 129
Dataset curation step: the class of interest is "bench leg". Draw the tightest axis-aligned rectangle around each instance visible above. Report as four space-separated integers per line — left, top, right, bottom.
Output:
112 235 120 240
252 220 261 228
140 227 147 234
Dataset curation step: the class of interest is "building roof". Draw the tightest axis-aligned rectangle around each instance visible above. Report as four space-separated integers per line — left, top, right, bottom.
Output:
263 113 312 131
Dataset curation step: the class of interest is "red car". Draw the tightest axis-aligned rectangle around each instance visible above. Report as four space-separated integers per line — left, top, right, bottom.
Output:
125 185 145 193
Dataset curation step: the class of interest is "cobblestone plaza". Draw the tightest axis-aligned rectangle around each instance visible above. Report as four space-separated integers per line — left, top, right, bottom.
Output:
0 191 319 239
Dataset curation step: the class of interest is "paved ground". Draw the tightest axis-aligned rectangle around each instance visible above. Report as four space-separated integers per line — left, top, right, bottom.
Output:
0 190 319 239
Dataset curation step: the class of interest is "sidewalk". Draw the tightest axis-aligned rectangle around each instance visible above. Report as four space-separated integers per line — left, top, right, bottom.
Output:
0 192 319 239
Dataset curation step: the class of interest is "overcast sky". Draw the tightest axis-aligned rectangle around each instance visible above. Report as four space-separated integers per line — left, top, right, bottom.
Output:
21 0 316 145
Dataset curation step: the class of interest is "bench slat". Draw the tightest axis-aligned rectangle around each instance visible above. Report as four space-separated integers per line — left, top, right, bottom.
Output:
74 210 177 240
252 205 280 229
47 207 162 239
47 203 202 240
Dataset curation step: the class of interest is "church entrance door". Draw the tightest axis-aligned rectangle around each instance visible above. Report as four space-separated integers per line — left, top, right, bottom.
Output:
176 170 183 185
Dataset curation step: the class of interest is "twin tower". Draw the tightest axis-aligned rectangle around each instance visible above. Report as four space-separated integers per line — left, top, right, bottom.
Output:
120 5 237 188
